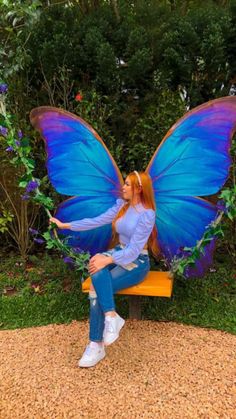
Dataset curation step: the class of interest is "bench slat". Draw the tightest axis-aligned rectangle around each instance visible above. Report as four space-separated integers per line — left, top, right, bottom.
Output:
82 271 173 297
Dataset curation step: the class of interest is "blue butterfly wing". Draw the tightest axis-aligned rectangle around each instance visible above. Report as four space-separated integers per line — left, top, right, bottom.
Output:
30 107 123 254
148 97 236 197
147 97 236 272
30 107 123 197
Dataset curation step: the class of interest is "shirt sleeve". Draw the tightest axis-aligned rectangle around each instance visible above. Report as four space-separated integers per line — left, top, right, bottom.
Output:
112 209 156 266
70 199 124 231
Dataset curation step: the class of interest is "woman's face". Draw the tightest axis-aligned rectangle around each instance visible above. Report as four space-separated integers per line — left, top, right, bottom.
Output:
122 176 133 200
122 176 140 201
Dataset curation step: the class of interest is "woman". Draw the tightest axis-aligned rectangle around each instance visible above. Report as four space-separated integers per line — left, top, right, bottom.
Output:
50 171 158 368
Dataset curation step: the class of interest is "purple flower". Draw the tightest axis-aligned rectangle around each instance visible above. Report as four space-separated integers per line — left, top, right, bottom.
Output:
63 256 75 265
15 140 21 147
29 227 39 235
21 194 30 201
34 238 44 244
216 200 227 213
17 130 23 139
26 180 39 193
6 146 14 152
176 246 192 258
0 83 8 94
0 126 8 137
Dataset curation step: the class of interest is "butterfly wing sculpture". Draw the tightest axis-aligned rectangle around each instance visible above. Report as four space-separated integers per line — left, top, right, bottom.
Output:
147 97 236 271
30 107 123 255
30 97 236 276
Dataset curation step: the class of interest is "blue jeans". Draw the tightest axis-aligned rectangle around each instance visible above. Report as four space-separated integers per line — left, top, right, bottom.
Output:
89 250 150 342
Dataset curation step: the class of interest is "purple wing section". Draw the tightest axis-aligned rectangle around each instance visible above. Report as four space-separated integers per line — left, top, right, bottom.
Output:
147 97 236 275
183 238 217 278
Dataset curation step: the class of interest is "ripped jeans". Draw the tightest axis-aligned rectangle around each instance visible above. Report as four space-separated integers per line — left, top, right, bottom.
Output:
89 250 150 342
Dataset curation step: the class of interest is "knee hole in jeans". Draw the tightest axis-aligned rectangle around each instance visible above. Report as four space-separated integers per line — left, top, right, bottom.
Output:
89 288 97 299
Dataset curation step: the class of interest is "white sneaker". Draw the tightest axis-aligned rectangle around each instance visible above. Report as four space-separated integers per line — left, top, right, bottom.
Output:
103 314 125 346
78 342 105 368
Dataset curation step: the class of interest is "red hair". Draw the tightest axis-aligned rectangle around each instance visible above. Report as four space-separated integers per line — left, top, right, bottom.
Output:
111 172 159 258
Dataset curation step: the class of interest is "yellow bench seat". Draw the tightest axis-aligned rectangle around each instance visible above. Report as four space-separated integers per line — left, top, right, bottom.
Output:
82 271 173 297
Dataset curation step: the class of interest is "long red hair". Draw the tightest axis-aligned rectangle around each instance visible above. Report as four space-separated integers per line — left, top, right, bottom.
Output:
111 172 159 258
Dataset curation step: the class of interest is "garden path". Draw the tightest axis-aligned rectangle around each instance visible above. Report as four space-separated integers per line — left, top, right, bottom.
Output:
1 321 235 418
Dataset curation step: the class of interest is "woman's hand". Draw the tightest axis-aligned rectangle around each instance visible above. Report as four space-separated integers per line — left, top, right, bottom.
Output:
88 254 113 275
49 217 70 229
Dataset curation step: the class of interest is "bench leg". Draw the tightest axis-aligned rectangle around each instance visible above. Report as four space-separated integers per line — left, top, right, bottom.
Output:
128 296 142 319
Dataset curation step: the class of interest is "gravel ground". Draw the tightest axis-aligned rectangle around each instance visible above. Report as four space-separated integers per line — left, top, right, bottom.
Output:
1 320 236 419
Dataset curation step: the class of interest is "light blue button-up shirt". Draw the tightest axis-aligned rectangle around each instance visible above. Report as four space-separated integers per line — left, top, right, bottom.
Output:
70 199 155 266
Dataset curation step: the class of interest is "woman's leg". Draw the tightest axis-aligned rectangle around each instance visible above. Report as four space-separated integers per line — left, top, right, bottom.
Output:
79 257 150 366
91 255 150 313
78 295 106 368
88 263 116 341
91 267 116 313
91 256 150 345
88 289 105 342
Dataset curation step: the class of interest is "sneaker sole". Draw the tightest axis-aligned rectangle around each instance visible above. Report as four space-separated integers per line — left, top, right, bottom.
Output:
78 352 106 368
104 318 125 346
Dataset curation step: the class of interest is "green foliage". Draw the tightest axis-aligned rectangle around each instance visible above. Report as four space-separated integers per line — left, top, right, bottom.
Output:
95 42 119 93
125 27 149 57
126 48 153 88
73 88 118 155
124 26 153 87
1 256 235 333
121 90 186 171
0 0 42 79
220 186 236 221
0 208 13 233
1 0 236 107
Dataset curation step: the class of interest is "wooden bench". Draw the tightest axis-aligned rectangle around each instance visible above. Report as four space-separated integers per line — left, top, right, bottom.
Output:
82 271 174 319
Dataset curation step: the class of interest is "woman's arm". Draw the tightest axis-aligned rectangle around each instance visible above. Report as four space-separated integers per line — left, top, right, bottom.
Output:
88 254 114 275
49 218 71 229
49 198 124 231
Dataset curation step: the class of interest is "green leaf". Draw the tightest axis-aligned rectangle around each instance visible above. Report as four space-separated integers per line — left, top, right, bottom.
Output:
27 158 35 168
42 231 51 241
18 180 28 188
178 264 185 275
45 241 55 249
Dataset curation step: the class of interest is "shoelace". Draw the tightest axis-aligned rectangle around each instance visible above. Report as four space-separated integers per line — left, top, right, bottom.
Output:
104 319 115 334
84 346 94 356
84 345 101 356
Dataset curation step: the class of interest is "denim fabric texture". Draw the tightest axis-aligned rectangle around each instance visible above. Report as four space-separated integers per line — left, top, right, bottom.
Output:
89 246 150 342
